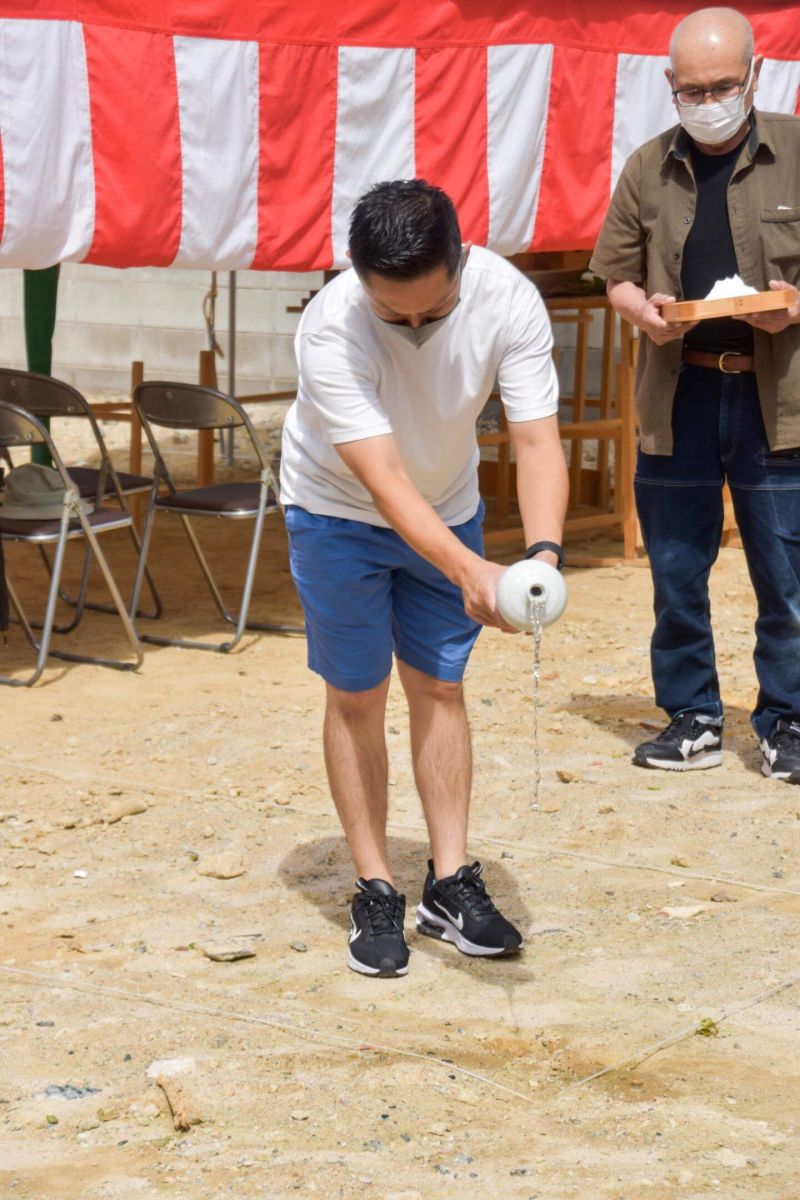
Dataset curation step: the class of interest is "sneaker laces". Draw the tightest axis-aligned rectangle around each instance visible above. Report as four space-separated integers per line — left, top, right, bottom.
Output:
653 713 717 744
357 892 404 937
442 863 498 919
771 720 800 753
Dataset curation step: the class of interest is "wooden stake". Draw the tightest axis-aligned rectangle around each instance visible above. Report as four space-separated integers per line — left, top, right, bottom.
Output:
197 349 217 486
155 1074 203 1131
129 360 145 529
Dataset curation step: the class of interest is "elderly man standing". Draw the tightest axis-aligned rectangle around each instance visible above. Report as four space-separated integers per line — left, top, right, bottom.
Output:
590 7 800 781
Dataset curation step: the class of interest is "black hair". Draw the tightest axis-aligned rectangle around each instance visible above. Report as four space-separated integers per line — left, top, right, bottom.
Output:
348 179 462 281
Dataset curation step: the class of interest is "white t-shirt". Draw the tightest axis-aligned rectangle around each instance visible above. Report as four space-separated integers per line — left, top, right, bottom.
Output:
280 245 558 527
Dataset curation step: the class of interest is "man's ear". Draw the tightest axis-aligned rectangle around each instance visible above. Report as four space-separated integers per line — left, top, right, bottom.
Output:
345 249 352 261
752 54 763 94
664 67 679 113
461 242 473 268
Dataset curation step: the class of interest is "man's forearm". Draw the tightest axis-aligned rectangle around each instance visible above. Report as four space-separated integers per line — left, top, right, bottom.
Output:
607 278 694 346
335 432 550 629
606 279 648 326
515 443 569 563
506 415 569 565
363 469 481 588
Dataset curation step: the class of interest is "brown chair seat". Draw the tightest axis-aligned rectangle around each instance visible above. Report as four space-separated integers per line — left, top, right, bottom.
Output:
0 507 132 541
68 466 152 497
156 482 278 516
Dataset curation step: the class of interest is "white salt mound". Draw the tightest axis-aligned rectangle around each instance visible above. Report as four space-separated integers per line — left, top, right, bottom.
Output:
704 275 758 301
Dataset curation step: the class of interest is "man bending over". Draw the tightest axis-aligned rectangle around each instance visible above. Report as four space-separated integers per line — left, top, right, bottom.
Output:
281 179 568 977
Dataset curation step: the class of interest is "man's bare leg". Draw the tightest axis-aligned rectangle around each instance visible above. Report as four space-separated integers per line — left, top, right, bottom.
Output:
323 675 394 882
397 660 522 956
396 660 471 878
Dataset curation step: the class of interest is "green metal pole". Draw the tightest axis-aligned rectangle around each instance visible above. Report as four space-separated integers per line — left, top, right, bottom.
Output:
23 264 60 465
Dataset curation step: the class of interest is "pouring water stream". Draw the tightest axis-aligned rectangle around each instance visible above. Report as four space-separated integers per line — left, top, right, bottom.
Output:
528 590 545 812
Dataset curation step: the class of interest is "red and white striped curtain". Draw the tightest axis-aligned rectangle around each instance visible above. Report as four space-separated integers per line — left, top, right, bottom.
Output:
0 2 798 271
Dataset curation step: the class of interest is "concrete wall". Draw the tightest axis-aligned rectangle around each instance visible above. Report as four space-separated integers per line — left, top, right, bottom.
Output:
0 262 605 399
0 264 324 395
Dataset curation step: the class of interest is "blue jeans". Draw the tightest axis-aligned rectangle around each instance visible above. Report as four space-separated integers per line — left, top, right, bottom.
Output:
635 364 800 740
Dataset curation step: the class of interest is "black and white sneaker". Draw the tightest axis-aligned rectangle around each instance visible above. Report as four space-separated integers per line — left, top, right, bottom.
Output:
760 718 800 783
347 878 409 978
633 712 723 771
415 860 523 957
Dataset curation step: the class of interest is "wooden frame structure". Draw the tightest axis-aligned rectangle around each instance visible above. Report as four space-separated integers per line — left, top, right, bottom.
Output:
479 295 641 564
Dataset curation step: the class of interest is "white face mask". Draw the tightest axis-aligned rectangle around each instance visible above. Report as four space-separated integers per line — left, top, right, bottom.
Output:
677 62 753 146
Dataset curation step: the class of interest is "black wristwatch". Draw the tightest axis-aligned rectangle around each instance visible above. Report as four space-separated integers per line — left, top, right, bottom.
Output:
524 540 564 571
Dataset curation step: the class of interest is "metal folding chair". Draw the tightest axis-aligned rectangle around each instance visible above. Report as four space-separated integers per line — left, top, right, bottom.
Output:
0 369 161 628
0 401 143 686
130 381 302 652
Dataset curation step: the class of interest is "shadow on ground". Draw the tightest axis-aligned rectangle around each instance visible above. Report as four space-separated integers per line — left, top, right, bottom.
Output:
279 833 537 986
563 690 762 774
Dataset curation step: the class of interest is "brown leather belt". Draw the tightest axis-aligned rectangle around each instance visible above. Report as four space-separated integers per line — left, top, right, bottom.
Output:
682 349 754 373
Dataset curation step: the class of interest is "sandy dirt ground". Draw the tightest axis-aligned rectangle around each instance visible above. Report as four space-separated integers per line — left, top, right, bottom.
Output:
1 410 799 1199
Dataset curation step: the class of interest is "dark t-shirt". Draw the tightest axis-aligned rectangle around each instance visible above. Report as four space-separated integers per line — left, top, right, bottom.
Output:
681 138 754 354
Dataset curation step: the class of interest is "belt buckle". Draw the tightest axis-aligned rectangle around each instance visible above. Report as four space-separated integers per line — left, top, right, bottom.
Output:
718 352 742 374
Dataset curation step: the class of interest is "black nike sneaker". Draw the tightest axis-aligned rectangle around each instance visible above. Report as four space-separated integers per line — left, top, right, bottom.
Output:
760 718 800 783
415 860 522 957
347 878 409 978
633 712 723 771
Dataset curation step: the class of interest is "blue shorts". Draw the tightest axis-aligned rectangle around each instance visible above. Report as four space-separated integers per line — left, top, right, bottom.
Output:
285 504 484 692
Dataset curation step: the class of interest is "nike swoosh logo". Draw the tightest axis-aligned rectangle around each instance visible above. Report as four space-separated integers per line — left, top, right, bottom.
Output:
434 899 464 930
684 731 718 758
349 919 361 944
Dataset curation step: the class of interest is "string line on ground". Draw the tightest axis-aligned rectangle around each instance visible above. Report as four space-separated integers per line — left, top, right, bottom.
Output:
4 962 798 1103
0 964 539 1108
5 758 799 901
567 972 800 1088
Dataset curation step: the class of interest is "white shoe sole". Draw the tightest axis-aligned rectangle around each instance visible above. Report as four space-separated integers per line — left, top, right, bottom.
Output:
415 902 522 956
636 750 722 771
346 948 409 977
760 758 800 782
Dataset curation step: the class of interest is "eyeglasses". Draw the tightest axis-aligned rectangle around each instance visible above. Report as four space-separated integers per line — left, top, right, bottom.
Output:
671 60 753 107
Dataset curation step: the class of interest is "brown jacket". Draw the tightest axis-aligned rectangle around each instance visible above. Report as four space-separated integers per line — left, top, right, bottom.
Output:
589 111 800 454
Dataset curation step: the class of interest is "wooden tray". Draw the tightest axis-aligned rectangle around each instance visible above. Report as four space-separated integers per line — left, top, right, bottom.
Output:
662 288 795 322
